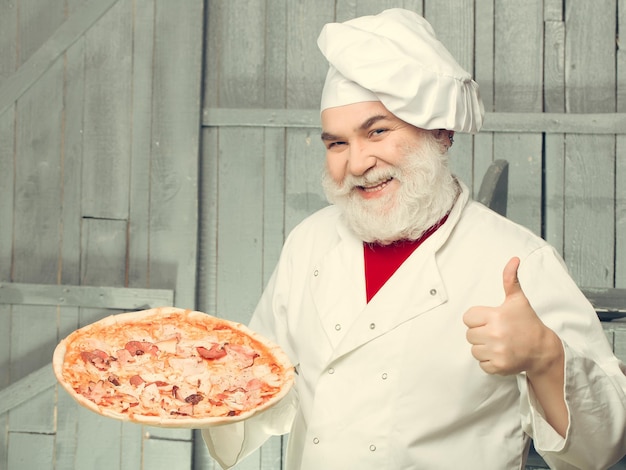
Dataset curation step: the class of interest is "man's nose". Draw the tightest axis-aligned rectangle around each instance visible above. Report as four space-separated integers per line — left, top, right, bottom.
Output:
347 144 376 176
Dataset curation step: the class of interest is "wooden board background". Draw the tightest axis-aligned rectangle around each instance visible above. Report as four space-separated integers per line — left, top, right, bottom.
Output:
1 0 625 469
0 0 202 468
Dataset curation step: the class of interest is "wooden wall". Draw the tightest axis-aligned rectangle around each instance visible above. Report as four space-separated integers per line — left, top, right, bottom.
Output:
0 0 203 468
1 0 625 469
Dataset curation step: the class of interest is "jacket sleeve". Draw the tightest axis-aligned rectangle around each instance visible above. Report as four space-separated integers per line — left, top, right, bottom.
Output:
517 247 626 469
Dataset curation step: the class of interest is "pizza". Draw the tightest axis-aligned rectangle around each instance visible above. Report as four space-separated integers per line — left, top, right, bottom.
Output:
52 307 294 427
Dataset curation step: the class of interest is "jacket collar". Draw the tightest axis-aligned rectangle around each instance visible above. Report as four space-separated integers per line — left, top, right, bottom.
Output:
311 180 471 362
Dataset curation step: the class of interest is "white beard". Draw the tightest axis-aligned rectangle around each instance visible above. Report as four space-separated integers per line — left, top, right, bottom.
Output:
322 134 458 245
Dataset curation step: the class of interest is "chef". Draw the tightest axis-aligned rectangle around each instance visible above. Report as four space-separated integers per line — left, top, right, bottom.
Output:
203 8 626 469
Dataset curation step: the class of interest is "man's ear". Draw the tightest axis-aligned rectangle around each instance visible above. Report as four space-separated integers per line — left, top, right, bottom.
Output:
434 129 454 150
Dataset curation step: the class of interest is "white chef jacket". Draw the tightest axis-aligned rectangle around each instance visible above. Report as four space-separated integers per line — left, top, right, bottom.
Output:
203 182 626 470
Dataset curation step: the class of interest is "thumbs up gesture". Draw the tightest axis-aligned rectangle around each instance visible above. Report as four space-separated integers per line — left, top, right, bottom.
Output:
463 257 560 377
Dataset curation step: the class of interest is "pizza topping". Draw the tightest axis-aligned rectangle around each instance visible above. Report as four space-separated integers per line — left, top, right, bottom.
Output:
125 341 158 357
116 348 132 366
129 375 145 386
59 309 292 421
184 393 204 405
197 343 227 360
108 374 121 386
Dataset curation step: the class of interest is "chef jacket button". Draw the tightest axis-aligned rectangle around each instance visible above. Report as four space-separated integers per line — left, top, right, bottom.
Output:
369 444 376 452
369 322 376 329
328 367 335 374
429 288 437 296
335 323 341 331
381 372 388 380
314 269 319 277
313 437 320 444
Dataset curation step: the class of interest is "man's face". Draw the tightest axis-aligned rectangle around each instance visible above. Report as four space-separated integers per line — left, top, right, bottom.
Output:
320 101 456 244
321 101 434 200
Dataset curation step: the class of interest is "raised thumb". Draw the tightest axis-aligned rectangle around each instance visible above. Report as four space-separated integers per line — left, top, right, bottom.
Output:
502 256 522 298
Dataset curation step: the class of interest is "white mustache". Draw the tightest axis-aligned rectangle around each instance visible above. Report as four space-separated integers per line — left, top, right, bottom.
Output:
338 168 400 194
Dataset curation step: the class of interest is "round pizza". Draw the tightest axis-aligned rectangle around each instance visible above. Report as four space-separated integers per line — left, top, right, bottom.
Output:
53 307 295 428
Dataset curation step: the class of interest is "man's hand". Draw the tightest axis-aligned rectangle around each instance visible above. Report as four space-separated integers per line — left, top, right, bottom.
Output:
463 256 568 436
463 257 560 377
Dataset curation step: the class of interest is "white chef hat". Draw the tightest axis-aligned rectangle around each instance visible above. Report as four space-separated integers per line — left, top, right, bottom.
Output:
317 8 484 134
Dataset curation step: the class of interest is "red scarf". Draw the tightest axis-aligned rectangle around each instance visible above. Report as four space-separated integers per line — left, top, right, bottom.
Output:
363 214 448 302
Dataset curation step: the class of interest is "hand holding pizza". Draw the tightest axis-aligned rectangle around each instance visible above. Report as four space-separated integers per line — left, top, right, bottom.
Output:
463 257 561 378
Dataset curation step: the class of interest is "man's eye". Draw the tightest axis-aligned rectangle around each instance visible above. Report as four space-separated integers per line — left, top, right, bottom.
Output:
327 141 346 149
370 128 387 137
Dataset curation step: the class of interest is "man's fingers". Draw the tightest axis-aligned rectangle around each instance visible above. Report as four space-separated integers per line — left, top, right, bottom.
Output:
502 256 522 299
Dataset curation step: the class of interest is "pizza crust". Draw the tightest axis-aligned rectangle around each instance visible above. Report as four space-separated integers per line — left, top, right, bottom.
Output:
53 307 295 428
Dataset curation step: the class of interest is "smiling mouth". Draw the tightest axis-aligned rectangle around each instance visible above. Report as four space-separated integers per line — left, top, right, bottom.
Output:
359 177 394 193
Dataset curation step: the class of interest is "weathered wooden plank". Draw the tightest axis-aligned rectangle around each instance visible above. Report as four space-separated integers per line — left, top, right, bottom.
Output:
0 282 173 308
0 363 55 416
286 1 333 109
81 0 133 220
564 1 616 286
564 135 615 286
0 7 15 467
262 0 288 286
616 0 626 288
7 432 54 469
494 1 543 234
0 306 10 469
473 0 495 197
543 15 566 254
60 38 86 286
212 2 266 327
0 0 119 117
203 108 626 134
8 305 56 433
13 58 64 284
127 0 155 289
582 287 626 314
120 421 143 470
337 0 422 22
262 128 287 284
74 406 123 469
426 0 475 186
603 322 626 364
18 0 66 65
80 218 128 287
144 437 193 469
196 128 219 317
286 0 341 236
54 307 81 469
147 0 203 310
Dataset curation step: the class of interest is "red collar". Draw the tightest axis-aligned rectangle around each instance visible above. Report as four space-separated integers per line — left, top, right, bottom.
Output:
363 214 449 302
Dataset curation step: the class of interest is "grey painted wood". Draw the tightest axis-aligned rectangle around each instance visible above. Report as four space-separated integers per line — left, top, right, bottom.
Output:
204 107 626 134
494 1 543 235
1 0 202 467
563 2 616 287
0 282 173 308
81 0 132 220
0 0 118 117
617 1 626 288
543 4 566 254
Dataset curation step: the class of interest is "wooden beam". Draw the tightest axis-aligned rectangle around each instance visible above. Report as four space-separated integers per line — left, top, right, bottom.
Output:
582 287 626 313
0 282 174 309
0 364 54 415
0 0 119 117
202 107 626 134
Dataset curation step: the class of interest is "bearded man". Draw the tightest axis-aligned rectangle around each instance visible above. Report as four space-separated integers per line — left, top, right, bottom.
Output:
203 8 626 470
